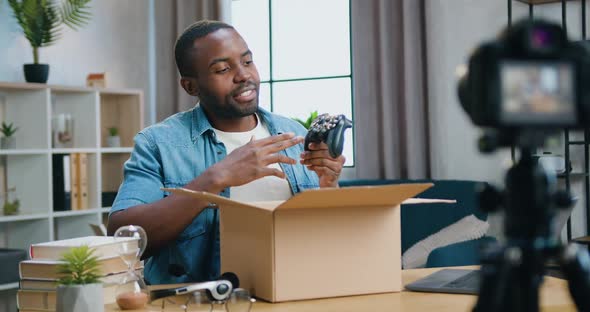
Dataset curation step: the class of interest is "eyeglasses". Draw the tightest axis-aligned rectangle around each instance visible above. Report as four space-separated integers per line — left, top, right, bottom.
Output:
149 288 256 312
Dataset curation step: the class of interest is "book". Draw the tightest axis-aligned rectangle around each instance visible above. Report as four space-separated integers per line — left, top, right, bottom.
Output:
70 153 80 210
17 282 134 310
78 153 89 209
20 268 143 290
29 236 138 260
52 154 71 211
19 256 144 280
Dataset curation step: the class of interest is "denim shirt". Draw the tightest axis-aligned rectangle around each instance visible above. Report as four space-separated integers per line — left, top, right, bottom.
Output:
110 105 319 284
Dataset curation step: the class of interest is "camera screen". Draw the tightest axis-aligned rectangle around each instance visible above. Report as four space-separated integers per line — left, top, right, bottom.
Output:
500 60 576 125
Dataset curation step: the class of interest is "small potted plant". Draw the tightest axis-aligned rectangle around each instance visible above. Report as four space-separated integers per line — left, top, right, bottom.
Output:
2 187 20 216
56 246 103 312
7 0 92 83
293 111 319 130
0 122 18 149
106 127 121 148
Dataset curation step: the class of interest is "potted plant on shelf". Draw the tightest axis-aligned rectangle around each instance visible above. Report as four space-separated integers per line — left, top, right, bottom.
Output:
0 122 18 149
106 127 121 148
7 0 92 83
56 245 103 312
2 187 20 216
293 111 319 130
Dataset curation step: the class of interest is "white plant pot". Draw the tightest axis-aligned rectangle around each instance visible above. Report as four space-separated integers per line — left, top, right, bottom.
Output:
56 284 104 312
106 135 121 148
1 137 15 149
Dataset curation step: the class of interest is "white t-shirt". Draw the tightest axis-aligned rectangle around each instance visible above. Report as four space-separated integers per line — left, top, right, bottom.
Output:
212 116 293 202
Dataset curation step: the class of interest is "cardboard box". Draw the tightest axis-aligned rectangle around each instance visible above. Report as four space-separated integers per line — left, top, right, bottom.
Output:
166 183 433 302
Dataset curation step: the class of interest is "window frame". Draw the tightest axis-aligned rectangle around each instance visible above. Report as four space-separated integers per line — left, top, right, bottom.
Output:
233 0 355 167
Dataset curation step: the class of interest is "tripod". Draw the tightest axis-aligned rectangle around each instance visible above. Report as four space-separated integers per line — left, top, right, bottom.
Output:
473 148 590 312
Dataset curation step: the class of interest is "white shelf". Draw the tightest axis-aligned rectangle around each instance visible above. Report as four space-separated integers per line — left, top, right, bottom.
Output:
0 213 49 223
53 208 104 218
0 282 18 291
0 82 143 249
52 148 98 154
0 81 142 96
101 147 133 153
0 149 49 155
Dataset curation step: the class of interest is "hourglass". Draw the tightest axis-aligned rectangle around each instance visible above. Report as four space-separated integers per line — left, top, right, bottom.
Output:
114 225 149 310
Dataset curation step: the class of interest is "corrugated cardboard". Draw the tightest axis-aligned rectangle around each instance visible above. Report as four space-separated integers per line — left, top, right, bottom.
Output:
165 183 433 302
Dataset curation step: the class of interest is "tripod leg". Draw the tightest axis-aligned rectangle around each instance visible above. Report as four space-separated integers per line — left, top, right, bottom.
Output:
473 247 511 312
560 244 590 311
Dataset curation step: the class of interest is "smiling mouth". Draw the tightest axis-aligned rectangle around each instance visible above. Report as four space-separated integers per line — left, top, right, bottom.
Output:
233 89 257 103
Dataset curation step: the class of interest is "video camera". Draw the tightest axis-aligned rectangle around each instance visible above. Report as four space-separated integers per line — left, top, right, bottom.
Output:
458 19 590 130
457 18 590 312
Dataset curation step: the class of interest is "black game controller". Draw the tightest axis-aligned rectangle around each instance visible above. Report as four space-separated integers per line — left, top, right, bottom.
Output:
304 114 353 158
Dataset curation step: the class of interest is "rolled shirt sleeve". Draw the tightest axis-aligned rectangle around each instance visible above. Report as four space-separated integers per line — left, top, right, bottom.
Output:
110 132 165 216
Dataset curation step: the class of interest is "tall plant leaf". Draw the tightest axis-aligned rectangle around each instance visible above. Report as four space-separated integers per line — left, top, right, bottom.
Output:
60 0 91 30
7 0 92 62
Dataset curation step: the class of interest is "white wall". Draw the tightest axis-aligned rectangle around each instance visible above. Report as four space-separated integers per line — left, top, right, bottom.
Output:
0 0 153 125
425 0 588 239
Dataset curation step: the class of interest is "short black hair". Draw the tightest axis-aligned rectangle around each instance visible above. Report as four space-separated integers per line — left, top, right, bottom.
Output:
174 20 234 77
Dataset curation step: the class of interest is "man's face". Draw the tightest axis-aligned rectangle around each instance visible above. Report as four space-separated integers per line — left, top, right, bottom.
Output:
190 28 261 119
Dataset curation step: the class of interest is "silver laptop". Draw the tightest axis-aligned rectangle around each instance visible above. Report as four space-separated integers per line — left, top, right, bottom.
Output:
405 269 480 295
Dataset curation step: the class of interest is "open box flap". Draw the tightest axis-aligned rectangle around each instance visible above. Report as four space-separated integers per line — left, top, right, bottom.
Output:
402 198 457 204
162 188 268 210
275 183 433 210
164 183 440 212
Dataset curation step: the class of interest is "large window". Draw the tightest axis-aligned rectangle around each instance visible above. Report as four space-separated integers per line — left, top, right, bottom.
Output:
232 0 354 165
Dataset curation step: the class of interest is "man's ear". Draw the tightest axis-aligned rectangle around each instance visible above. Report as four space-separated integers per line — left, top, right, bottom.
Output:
180 77 200 96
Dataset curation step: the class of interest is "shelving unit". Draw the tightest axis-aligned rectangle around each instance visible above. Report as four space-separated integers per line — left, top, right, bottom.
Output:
509 0 589 241
0 82 143 254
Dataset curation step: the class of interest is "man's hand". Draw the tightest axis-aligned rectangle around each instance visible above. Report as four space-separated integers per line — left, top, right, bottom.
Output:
208 132 304 189
300 142 345 188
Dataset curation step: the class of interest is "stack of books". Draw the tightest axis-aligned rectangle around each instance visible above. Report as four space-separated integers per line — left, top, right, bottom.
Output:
17 236 143 312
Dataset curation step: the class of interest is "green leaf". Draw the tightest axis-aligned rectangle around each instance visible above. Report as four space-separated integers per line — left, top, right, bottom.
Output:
60 0 91 30
1 122 18 137
56 246 102 285
6 0 92 60
292 111 319 130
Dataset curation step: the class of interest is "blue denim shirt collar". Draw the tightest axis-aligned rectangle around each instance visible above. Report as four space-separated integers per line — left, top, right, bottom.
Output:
192 105 214 141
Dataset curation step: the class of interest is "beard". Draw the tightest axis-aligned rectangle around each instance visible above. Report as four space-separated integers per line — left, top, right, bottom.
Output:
199 84 259 119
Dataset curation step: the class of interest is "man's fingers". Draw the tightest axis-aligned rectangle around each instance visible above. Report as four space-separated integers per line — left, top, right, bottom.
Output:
306 142 329 151
258 167 286 179
252 132 296 146
264 153 297 165
263 135 304 153
303 158 342 173
307 165 339 178
300 149 332 162
302 151 346 164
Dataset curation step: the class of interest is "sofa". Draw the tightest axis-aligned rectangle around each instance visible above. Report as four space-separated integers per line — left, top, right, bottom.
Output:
338 179 496 268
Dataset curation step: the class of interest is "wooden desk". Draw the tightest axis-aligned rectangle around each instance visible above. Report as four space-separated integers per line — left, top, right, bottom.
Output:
105 266 575 312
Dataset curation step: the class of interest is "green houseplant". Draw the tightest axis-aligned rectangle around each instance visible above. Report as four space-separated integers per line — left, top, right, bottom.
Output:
293 111 319 130
56 246 103 312
2 187 20 216
106 126 121 147
0 121 18 149
7 0 92 83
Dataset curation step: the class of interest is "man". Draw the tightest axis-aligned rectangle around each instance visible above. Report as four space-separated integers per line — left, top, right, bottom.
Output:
107 20 346 284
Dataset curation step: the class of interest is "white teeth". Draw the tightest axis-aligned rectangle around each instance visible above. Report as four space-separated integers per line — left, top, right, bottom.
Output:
239 90 252 97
